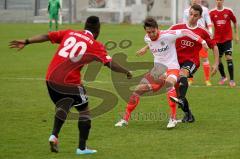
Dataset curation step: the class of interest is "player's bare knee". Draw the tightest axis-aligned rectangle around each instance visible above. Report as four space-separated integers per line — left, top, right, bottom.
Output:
225 54 232 60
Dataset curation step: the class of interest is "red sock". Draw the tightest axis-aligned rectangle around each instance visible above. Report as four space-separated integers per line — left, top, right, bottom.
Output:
203 62 210 81
166 87 177 119
123 93 140 121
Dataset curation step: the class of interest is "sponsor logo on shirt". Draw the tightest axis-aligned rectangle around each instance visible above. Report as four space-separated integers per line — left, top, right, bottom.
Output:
181 40 194 47
216 20 226 25
151 45 169 53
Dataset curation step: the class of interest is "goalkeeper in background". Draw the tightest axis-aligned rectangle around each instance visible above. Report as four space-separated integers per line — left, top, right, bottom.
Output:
48 0 61 31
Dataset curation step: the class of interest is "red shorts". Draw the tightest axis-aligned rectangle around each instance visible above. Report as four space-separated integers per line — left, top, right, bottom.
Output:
143 69 179 92
199 47 208 58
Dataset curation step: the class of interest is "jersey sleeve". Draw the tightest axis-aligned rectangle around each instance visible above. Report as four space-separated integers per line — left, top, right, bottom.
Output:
93 42 112 64
177 29 205 44
48 30 70 44
204 31 216 49
229 10 237 24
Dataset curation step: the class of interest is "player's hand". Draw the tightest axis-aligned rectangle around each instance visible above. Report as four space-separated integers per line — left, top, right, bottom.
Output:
202 41 209 52
211 64 218 76
136 47 148 56
9 40 26 51
234 36 239 44
126 71 133 79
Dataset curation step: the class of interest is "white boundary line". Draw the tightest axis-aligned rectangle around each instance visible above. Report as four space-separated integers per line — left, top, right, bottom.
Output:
0 77 239 89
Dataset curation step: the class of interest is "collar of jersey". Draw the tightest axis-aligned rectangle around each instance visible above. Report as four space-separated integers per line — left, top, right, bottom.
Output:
186 23 198 30
84 30 94 37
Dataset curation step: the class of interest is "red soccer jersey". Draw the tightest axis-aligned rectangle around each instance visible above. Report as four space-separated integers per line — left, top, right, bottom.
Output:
46 30 112 85
209 7 237 43
170 23 215 68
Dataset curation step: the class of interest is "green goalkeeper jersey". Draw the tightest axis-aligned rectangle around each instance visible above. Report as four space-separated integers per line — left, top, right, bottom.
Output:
48 0 61 15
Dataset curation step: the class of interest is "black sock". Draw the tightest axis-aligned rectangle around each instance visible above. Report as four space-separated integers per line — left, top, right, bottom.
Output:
52 116 64 137
78 119 91 150
52 98 73 137
179 76 188 98
218 62 226 78
181 97 190 113
227 59 234 80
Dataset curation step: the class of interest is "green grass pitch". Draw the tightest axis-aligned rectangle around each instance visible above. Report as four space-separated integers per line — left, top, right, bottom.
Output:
0 23 239 159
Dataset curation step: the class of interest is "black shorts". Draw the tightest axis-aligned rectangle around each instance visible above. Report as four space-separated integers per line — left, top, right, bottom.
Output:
217 40 232 57
46 81 88 111
180 61 198 78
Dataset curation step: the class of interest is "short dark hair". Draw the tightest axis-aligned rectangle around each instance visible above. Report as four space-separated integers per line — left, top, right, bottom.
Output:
143 17 158 29
191 4 203 16
84 16 100 39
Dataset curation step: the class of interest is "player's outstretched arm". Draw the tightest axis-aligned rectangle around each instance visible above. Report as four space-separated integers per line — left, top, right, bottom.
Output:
9 34 50 51
211 45 220 76
136 45 149 56
105 61 132 79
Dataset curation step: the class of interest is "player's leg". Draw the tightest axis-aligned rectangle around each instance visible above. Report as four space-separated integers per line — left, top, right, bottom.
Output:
54 15 59 31
115 80 151 127
224 41 235 87
49 14 53 31
199 48 211 86
165 70 179 128
217 43 228 84
46 82 74 153
71 86 97 155
170 62 196 122
75 105 97 154
165 70 179 119
225 54 235 87
115 72 166 126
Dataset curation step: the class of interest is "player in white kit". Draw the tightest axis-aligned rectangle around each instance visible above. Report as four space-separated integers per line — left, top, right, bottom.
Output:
115 17 208 128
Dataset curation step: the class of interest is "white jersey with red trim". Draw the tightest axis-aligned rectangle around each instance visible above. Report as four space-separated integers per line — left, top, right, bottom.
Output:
144 29 204 70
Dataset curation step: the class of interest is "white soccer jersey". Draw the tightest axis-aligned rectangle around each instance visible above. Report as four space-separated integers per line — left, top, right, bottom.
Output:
183 5 212 28
144 29 203 70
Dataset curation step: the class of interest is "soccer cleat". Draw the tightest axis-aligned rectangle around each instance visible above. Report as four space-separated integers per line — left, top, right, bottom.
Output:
182 111 195 123
218 77 227 85
49 135 59 153
76 148 97 155
167 118 178 128
205 80 212 86
229 80 236 87
115 119 128 127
